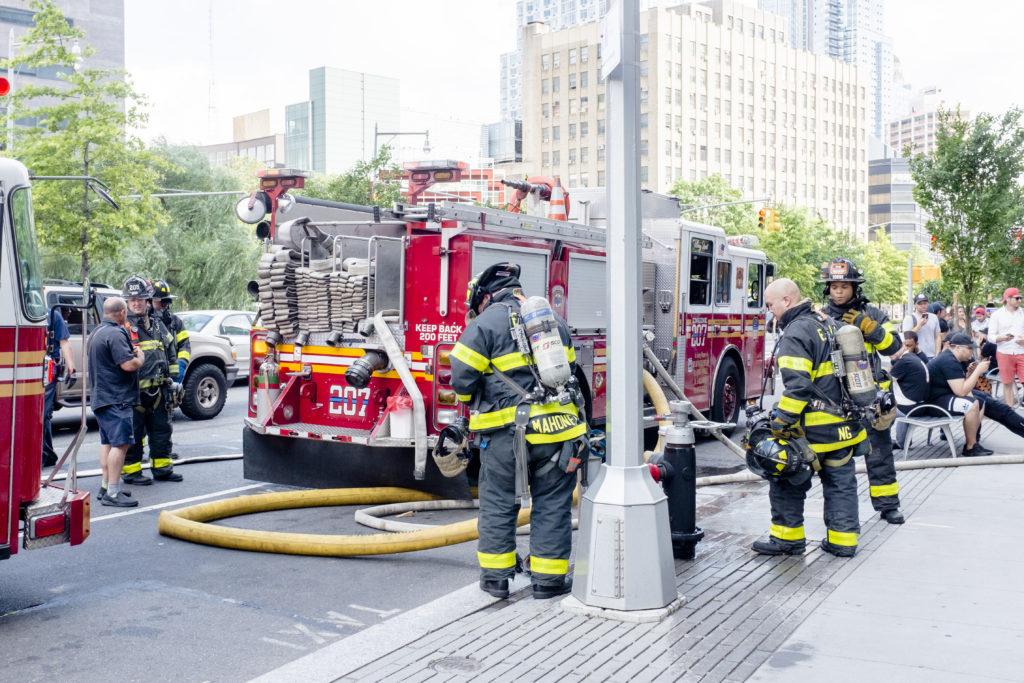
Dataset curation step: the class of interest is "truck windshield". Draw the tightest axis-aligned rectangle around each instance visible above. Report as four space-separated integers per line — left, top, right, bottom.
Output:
11 187 46 320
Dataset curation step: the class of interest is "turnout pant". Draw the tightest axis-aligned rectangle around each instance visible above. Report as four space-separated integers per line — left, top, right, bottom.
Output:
123 389 176 477
476 427 576 587
863 421 900 512
768 444 861 552
43 377 57 463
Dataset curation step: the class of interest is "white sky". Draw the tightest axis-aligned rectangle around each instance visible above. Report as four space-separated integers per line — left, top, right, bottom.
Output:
124 0 1024 146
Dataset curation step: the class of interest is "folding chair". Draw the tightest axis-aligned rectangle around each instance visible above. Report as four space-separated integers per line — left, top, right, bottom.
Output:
892 404 961 459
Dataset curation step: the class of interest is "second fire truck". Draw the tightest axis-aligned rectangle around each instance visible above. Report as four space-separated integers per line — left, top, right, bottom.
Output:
237 166 770 492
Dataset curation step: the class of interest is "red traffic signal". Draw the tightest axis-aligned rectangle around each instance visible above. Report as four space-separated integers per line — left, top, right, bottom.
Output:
0 77 9 97
757 208 767 230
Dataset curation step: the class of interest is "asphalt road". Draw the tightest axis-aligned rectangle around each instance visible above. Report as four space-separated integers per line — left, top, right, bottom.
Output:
1 381 756 682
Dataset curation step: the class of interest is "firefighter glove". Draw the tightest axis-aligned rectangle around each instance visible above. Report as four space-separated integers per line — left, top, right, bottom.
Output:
178 359 187 378
770 418 804 442
841 309 879 337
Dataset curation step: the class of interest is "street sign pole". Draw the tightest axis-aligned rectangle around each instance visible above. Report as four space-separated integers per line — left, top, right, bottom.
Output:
565 0 679 617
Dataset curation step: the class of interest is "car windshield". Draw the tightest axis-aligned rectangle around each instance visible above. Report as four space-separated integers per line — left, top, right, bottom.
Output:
179 314 213 332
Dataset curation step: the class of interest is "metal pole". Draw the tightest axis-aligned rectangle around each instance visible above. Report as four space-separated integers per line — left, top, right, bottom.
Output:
7 27 14 152
679 197 770 215
568 0 678 615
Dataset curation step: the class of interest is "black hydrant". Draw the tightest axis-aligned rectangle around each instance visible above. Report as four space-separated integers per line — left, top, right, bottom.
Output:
649 400 704 560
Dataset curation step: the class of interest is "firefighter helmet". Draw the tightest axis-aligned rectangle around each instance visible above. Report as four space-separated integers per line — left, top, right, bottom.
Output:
122 275 154 300
465 262 522 317
152 279 176 301
745 435 813 486
818 258 865 284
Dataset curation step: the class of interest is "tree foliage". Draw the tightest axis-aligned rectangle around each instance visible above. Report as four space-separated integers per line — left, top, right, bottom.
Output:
2 0 167 281
909 107 1024 302
297 146 403 207
669 174 756 235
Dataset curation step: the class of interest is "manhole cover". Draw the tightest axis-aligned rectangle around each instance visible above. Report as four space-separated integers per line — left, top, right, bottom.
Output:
430 656 483 674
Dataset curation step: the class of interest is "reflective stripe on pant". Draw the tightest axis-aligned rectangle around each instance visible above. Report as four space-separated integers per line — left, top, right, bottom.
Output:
476 427 575 586
864 421 900 512
768 444 860 549
123 390 176 477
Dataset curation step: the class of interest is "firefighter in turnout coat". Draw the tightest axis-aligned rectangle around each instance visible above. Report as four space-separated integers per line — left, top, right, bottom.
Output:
753 278 866 558
820 258 905 524
120 276 183 485
450 263 586 600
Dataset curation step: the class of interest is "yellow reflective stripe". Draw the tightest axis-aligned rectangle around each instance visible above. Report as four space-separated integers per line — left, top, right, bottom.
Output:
877 330 894 349
566 346 576 363
492 352 530 372
456 393 472 403
526 423 587 443
151 458 174 469
477 551 516 569
878 379 891 390
177 350 191 361
139 378 163 388
121 462 143 474
176 330 189 342
883 320 897 332
802 411 845 426
770 524 805 541
469 401 580 431
808 429 866 452
777 356 812 373
870 482 900 498
530 556 569 575
451 342 489 372
778 395 807 414
827 529 858 546
139 340 162 350
810 361 834 379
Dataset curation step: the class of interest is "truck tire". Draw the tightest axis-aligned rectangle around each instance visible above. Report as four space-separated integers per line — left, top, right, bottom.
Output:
711 357 742 436
181 363 227 420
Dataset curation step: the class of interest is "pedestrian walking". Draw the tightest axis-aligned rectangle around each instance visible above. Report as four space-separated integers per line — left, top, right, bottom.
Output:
43 305 75 467
450 263 586 599
88 297 143 507
902 293 942 359
986 287 1024 408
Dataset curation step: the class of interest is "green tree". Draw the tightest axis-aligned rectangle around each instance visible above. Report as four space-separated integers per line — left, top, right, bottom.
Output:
857 234 909 304
88 144 262 310
909 107 1024 303
298 146 403 206
756 205 857 298
2 0 167 282
669 173 757 235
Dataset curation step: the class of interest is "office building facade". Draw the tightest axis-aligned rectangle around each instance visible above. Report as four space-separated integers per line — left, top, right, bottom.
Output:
521 0 871 238
868 155 929 250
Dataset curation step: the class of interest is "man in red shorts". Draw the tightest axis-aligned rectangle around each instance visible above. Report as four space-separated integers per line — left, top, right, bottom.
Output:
987 287 1024 408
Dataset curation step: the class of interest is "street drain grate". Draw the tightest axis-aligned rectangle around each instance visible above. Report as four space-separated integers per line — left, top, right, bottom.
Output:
430 656 483 674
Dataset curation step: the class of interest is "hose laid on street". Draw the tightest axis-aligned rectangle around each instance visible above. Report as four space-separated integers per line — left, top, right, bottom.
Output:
45 454 242 483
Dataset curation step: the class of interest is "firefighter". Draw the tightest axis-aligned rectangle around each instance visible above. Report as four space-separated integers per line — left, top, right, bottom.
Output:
450 263 586 599
820 258 905 524
752 278 866 558
120 276 183 485
151 279 190 382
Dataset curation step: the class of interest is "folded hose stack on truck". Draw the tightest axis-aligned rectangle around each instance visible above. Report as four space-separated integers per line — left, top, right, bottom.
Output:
238 166 770 493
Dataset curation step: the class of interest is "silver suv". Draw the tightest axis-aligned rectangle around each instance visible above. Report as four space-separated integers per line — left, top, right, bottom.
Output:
44 282 239 420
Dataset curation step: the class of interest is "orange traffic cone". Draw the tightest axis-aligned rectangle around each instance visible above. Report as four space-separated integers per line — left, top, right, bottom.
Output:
547 178 568 221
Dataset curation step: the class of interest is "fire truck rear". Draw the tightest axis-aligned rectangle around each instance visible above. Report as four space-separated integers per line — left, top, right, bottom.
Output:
239 166 769 492
1 158 90 561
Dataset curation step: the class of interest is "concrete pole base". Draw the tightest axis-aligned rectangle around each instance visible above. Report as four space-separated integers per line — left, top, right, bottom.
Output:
561 593 686 623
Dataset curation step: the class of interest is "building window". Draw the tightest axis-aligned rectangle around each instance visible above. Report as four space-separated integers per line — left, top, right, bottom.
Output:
598 119 606 135
553 126 560 141
553 52 560 68
580 121 588 137
569 123 577 139
552 150 560 165
542 54 550 70
552 76 560 93
569 73 577 89
542 79 549 94
581 46 589 63
640 166 648 183
581 147 588 163
569 48 577 65
543 151 550 166
598 170 605 185
542 128 550 143
580 71 588 88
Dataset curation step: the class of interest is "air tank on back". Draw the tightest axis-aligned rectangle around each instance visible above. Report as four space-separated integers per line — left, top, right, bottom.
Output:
835 324 875 406
520 296 571 390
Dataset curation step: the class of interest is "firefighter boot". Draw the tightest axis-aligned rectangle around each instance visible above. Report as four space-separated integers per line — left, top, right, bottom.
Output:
820 539 857 557
479 579 509 599
881 508 905 524
533 578 572 600
752 537 807 556
122 471 153 486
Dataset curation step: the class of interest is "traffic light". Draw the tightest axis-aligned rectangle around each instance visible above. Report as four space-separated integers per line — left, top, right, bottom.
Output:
769 209 781 231
757 208 767 230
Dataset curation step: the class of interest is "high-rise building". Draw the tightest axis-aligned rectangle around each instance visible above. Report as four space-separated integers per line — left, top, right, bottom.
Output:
284 67 399 175
868 153 929 251
1 0 125 133
203 110 285 168
886 86 965 157
758 0 892 138
521 0 872 238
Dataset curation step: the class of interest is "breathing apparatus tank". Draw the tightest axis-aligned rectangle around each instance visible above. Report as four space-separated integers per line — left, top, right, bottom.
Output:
834 324 875 407
519 296 571 390
256 332 282 422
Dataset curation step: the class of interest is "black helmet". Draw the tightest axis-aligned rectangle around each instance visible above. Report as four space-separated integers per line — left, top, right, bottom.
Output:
818 258 865 284
152 279 176 301
465 262 522 317
745 435 813 485
122 275 154 300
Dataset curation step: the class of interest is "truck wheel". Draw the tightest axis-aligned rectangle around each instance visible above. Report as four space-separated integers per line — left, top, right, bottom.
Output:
181 363 227 420
711 357 742 436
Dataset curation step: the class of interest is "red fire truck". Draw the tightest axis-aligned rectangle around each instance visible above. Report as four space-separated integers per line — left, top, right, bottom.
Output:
238 167 769 493
1 158 90 561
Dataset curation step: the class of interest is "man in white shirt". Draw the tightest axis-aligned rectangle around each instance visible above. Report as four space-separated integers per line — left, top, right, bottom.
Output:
987 287 1024 407
901 293 942 359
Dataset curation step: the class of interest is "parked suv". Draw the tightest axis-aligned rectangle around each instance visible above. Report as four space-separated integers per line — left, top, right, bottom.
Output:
44 282 239 420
